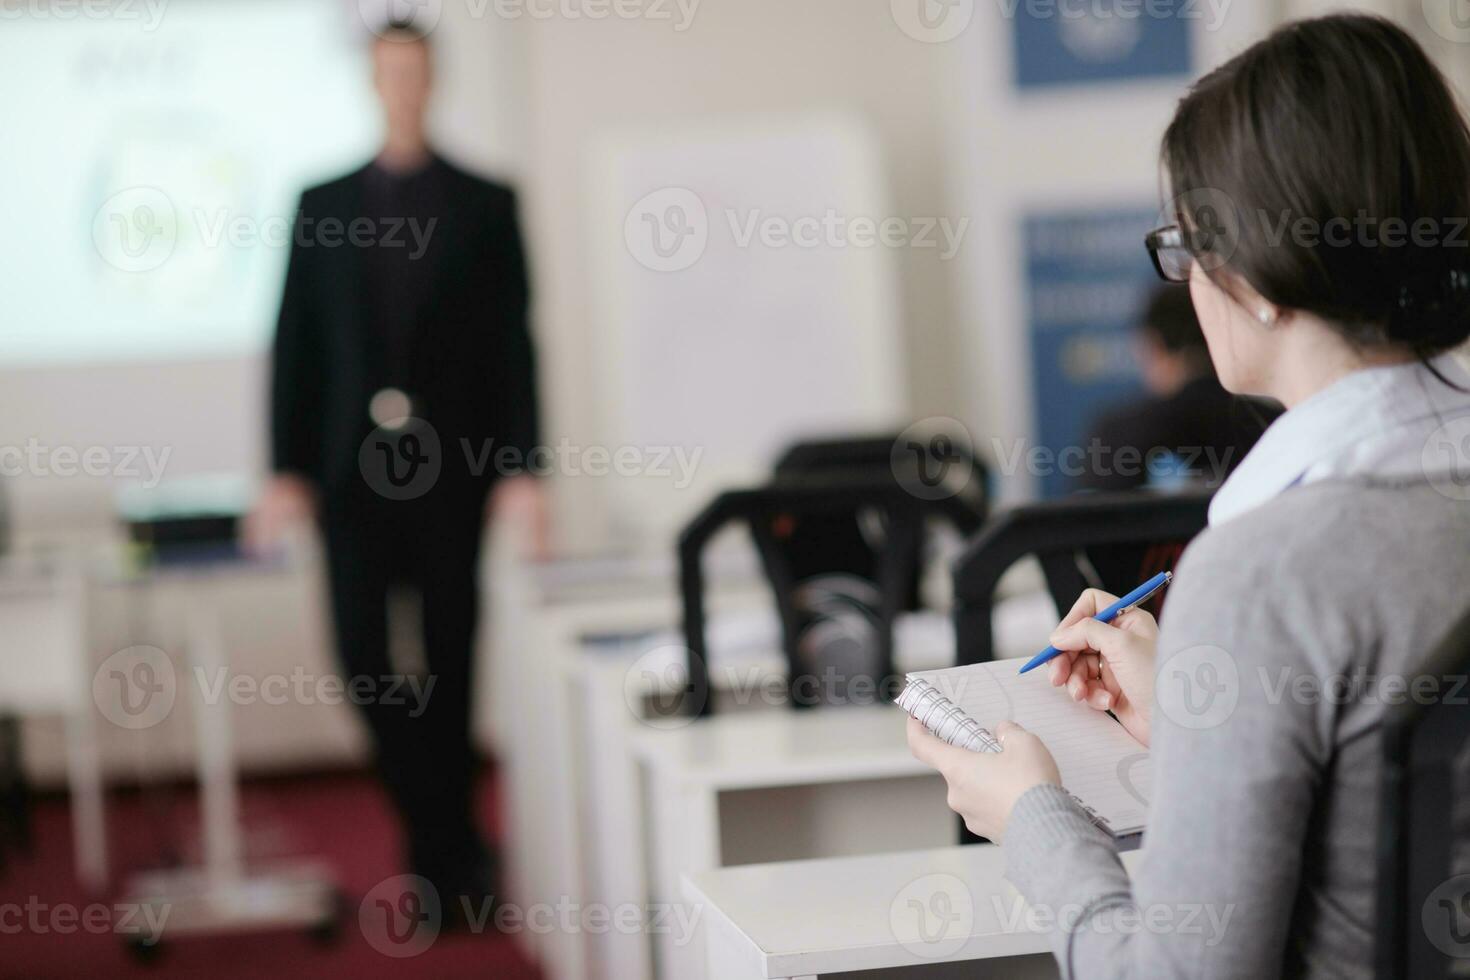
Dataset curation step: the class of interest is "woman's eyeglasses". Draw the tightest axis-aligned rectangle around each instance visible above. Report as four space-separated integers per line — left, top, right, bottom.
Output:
1145 225 1193 283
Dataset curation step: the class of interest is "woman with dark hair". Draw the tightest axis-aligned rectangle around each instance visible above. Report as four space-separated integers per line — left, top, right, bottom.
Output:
909 14 1470 979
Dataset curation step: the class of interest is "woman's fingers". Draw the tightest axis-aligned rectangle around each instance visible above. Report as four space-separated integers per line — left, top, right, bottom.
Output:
1047 649 1081 687
1055 588 1121 632
1066 664 1090 702
1050 617 1140 668
1113 606 1160 638
906 717 971 776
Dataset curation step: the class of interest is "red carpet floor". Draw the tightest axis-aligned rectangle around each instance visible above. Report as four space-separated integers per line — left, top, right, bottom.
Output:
0 770 543 980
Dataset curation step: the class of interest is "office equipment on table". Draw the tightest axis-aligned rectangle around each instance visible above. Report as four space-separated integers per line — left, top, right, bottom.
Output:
680 478 986 716
898 659 1150 838
1017 570 1171 674
117 475 251 567
1377 604 1470 980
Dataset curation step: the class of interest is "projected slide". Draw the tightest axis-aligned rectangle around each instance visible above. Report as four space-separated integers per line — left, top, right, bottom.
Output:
0 0 380 365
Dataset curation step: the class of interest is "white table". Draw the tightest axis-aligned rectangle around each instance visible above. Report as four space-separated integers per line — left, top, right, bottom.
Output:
632 706 957 980
684 845 1144 979
487 547 767 980
489 544 1057 980
0 563 104 891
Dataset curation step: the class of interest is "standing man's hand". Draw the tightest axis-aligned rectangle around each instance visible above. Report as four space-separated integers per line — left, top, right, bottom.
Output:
490 475 551 561
243 473 318 557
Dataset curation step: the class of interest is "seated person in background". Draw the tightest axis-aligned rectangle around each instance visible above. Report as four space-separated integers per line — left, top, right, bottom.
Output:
1076 286 1280 492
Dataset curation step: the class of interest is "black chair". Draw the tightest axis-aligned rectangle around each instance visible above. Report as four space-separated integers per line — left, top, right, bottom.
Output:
1377 605 1470 980
952 490 1214 667
769 433 989 614
772 433 989 531
679 477 986 717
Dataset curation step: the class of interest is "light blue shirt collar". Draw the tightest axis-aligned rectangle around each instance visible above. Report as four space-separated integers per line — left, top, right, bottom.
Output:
1208 353 1470 526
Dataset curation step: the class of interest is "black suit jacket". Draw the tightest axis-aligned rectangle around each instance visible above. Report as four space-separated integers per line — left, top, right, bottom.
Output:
1076 376 1280 493
270 156 540 503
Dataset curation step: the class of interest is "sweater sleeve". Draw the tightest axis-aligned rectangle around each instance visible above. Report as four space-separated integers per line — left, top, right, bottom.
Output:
1000 535 1325 979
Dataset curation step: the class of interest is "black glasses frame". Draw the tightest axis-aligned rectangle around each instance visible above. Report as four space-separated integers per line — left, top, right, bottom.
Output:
1145 224 1191 284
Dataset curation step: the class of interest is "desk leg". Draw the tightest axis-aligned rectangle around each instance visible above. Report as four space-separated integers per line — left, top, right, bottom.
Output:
650 771 720 980
582 664 653 980
699 910 770 980
65 701 106 893
66 570 106 894
702 907 810 980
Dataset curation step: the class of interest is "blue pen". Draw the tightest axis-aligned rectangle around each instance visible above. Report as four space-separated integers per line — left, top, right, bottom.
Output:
1018 571 1173 675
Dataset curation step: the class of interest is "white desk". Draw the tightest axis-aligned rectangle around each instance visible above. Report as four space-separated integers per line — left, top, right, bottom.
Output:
560 593 1056 980
489 545 1057 980
684 845 1144 979
0 564 103 891
632 706 956 980
487 548 767 980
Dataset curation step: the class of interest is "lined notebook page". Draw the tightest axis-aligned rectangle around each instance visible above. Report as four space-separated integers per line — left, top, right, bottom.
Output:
905 661 1152 836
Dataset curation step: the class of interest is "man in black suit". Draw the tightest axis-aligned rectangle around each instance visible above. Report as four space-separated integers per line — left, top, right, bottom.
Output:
247 22 545 906
1075 287 1280 493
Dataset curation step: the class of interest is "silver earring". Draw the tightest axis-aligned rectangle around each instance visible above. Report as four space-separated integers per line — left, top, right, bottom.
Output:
1257 309 1273 325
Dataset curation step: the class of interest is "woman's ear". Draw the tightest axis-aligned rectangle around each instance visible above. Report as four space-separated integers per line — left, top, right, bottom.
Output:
1215 271 1279 328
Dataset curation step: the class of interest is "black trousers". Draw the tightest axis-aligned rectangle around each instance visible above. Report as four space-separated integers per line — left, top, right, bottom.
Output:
319 486 489 885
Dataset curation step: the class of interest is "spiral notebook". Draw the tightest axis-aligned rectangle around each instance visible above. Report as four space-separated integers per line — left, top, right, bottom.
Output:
897 660 1152 838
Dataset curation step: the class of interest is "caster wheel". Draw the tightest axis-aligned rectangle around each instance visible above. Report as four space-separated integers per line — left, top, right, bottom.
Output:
309 887 349 944
126 935 163 963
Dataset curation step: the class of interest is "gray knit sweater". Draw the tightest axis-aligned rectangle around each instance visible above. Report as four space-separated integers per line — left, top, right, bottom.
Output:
1002 477 1470 979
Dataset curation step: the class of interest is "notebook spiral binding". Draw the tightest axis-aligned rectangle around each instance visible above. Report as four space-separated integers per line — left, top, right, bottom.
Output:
896 680 1000 754
897 678 1115 834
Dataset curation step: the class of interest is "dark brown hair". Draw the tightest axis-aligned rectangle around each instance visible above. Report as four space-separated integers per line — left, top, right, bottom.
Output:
1163 14 1470 358
376 17 433 48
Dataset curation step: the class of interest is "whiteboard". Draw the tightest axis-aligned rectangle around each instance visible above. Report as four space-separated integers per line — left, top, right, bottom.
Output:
587 114 906 534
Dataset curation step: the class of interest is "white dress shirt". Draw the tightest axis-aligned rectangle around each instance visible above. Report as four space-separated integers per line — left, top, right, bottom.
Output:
1209 352 1470 525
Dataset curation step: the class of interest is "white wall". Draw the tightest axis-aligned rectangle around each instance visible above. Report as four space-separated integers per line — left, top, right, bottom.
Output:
511 0 972 548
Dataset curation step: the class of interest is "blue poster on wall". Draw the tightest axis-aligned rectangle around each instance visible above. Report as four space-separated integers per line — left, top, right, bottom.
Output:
1025 208 1159 497
1013 2 1191 89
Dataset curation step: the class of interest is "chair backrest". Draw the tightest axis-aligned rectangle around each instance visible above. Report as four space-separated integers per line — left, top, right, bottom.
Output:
772 433 989 537
679 478 985 717
1377 605 1470 980
768 434 988 616
952 490 1213 667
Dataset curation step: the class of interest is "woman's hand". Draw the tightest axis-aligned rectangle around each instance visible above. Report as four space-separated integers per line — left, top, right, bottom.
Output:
906 717 1060 842
1046 589 1159 747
